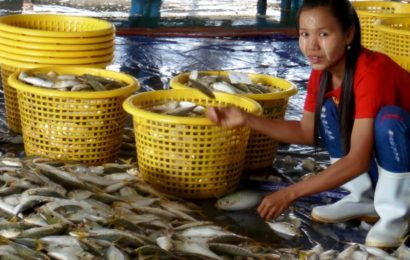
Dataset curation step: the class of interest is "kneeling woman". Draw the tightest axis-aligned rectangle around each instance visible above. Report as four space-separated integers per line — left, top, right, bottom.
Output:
206 0 410 248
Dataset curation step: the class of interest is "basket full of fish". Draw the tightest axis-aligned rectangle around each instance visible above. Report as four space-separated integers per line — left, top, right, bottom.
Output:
170 70 298 170
7 66 139 165
123 89 262 198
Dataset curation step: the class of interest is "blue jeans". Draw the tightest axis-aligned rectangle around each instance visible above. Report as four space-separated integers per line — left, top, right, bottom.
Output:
319 99 410 185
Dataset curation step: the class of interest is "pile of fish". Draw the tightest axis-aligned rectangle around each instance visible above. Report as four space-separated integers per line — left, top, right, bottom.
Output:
188 71 282 96
214 190 410 260
18 71 127 92
0 156 285 259
148 100 206 117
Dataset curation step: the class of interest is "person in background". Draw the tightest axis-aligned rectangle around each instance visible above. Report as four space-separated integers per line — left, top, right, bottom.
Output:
130 0 162 18
206 0 410 248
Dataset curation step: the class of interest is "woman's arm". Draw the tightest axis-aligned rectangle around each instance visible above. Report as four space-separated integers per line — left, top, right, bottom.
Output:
206 107 315 145
257 118 375 220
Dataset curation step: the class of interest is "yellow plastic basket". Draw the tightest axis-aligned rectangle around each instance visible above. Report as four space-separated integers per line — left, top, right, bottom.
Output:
0 14 114 38
8 67 139 165
170 71 298 170
374 17 410 59
123 89 262 198
0 58 111 133
0 36 114 51
389 55 410 73
352 1 410 51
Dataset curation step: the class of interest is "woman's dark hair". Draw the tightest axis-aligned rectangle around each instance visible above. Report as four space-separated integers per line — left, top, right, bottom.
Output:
297 0 361 155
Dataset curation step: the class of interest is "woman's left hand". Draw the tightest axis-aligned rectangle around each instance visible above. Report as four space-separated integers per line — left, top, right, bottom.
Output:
257 189 296 220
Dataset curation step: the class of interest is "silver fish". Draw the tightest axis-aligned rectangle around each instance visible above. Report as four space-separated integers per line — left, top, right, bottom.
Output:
105 244 129 260
266 220 302 239
208 242 259 257
174 240 222 260
215 190 266 211
188 78 215 98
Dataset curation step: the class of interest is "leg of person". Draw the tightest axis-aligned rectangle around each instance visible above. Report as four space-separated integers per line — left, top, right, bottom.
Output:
366 106 410 248
311 98 378 223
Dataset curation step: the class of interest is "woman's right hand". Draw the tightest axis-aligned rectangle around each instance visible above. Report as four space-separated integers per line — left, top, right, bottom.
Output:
206 106 249 127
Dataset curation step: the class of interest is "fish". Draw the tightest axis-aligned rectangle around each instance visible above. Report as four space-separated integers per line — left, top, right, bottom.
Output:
188 78 215 98
174 240 223 260
105 244 129 260
19 72 53 88
215 189 266 211
187 71 282 94
266 220 302 239
301 157 317 172
0 156 297 259
18 71 127 92
211 81 242 94
179 225 234 238
299 243 324 259
208 242 259 257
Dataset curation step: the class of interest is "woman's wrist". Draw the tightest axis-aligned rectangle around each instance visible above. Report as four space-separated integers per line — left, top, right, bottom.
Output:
242 111 253 128
284 184 303 201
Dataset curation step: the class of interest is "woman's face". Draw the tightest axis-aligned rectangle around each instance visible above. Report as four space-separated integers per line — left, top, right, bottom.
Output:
298 6 353 72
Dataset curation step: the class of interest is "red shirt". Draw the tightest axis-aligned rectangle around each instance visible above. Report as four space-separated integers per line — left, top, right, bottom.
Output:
304 49 410 118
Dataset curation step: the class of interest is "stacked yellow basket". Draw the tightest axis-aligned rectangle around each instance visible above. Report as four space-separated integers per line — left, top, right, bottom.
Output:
170 71 297 170
0 14 115 133
374 17 410 72
352 1 410 51
123 89 262 198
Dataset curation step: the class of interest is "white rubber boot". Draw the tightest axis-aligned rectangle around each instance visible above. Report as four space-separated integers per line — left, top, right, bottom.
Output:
365 167 410 248
311 158 378 223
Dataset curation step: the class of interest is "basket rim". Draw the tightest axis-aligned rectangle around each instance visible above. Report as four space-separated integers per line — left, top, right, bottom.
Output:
0 49 113 65
0 14 114 38
0 36 114 51
8 66 139 98
374 17 410 35
352 1 410 9
0 57 111 69
169 70 298 100
123 89 262 126
0 29 114 44
0 43 114 58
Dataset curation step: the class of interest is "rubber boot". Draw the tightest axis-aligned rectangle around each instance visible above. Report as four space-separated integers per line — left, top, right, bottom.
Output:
365 167 410 248
311 158 378 223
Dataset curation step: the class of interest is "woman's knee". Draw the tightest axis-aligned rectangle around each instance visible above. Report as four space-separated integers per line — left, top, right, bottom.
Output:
374 106 408 143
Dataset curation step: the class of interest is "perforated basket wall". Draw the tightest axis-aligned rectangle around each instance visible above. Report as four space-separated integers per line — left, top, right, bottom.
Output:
1 63 27 133
375 17 410 72
0 60 110 133
352 1 410 51
170 71 298 170
123 89 262 198
8 67 138 165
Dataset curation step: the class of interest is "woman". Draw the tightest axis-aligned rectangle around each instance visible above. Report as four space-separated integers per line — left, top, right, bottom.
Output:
206 0 410 248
